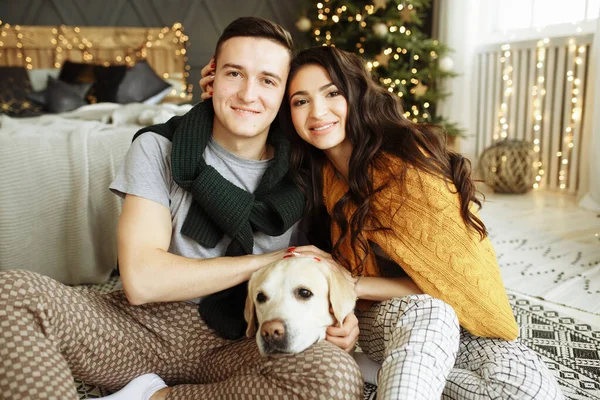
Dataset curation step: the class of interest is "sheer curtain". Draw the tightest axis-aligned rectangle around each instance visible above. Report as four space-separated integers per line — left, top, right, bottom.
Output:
435 0 482 164
578 17 600 211
437 1 600 210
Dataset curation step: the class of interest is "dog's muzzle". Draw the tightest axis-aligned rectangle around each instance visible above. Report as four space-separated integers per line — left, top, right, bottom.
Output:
259 319 290 354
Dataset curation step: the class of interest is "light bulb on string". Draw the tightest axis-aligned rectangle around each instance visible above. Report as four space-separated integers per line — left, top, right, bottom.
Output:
530 38 549 189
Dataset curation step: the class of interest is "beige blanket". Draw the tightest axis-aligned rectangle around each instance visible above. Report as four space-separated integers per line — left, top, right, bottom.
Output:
0 103 192 284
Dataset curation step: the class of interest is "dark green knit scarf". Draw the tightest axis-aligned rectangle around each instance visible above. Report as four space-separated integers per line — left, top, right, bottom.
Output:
133 101 305 339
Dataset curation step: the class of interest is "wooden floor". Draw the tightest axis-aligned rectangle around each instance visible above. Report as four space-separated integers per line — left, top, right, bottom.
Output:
478 185 600 325
478 185 600 247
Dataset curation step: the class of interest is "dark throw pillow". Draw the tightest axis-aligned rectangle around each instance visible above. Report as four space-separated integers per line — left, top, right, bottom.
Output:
44 76 93 113
59 61 127 103
28 75 93 108
116 60 172 104
0 66 44 117
26 90 47 106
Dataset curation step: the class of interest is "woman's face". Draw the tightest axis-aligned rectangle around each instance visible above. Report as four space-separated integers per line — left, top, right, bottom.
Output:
288 64 349 153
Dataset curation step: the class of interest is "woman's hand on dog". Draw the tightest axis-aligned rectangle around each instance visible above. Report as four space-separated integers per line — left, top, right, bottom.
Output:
253 248 296 270
326 312 360 353
285 245 359 290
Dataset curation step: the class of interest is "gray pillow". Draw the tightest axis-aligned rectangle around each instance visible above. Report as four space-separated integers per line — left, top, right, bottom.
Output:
116 61 172 104
44 76 93 113
25 90 47 106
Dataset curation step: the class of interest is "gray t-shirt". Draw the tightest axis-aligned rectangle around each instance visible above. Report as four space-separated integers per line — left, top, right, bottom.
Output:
110 132 302 300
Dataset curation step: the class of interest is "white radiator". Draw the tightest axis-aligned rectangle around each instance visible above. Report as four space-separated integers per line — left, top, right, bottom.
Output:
474 34 594 193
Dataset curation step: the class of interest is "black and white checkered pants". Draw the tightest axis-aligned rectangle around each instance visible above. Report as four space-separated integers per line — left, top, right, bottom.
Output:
356 295 564 399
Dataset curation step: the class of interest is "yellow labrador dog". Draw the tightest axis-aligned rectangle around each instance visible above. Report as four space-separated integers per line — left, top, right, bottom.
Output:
244 256 357 355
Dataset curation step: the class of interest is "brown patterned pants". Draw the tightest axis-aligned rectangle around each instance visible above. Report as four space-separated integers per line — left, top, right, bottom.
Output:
0 270 363 400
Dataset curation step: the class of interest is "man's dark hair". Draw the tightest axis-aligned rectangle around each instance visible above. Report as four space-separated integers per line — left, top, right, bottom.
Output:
214 17 294 60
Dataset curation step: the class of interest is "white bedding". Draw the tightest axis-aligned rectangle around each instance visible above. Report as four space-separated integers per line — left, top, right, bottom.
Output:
0 103 193 284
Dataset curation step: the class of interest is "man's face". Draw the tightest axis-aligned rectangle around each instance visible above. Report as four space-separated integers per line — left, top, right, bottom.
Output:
212 37 291 141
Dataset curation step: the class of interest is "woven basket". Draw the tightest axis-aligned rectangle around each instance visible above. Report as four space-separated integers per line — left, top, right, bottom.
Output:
478 139 537 194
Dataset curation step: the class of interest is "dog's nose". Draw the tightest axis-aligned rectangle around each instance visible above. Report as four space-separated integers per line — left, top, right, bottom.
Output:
261 319 286 341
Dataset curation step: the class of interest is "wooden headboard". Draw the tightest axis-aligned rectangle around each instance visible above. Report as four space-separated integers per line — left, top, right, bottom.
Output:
0 23 192 101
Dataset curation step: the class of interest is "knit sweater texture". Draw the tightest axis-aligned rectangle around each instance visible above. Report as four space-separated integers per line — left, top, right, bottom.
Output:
322 155 519 340
132 101 305 255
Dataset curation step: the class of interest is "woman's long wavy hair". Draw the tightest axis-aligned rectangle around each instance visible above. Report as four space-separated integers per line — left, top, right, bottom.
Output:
280 46 486 275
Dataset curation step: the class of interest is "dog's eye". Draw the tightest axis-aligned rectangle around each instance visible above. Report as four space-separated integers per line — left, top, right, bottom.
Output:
297 288 313 299
256 292 268 303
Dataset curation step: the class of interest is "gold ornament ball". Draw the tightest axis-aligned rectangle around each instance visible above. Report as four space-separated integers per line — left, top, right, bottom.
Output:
439 56 454 72
373 22 388 38
296 17 312 32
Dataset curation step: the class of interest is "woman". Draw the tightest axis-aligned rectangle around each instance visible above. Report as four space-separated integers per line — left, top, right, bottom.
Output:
198 46 564 399
285 46 564 399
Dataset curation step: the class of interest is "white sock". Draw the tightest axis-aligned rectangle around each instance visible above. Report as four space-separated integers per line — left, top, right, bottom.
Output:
97 373 168 400
353 351 382 385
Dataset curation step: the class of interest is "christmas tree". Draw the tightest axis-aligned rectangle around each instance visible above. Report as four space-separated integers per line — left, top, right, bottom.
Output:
296 0 462 137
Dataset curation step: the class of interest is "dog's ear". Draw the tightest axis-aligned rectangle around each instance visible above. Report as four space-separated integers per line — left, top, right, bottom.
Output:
244 282 258 338
327 266 357 326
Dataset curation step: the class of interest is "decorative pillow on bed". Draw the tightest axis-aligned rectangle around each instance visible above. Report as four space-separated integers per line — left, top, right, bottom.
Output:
116 60 172 104
0 66 43 117
44 76 93 113
27 68 61 91
143 87 174 105
59 61 127 103
26 75 92 110
25 90 47 106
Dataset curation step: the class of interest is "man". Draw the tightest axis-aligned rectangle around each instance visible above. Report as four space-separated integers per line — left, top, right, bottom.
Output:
0 17 362 400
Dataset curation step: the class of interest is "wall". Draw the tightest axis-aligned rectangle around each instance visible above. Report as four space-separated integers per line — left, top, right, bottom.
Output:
437 1 598 201
435 0 481 163
0 0 303 100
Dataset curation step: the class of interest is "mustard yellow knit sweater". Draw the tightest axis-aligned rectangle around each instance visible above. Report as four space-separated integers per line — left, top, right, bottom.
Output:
322 156 519 340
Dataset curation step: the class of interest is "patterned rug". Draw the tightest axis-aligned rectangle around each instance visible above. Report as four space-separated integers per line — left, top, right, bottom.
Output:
74 277 600 400
509 292 600 400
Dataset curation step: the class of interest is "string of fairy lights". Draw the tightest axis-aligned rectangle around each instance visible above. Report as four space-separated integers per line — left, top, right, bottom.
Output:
558 38 586 190
496 43 513 142
314 2 414 46
531 38 549 190
0 23 29 69
0 21 193 100
494 36 588 191
311 1 433 123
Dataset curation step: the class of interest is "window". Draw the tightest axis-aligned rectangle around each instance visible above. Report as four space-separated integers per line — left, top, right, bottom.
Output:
486 0 599 43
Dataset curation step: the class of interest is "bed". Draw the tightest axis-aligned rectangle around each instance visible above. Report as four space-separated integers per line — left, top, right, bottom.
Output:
0 24 193 284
